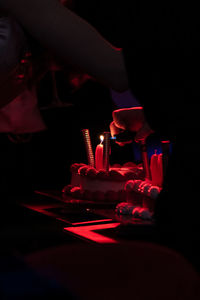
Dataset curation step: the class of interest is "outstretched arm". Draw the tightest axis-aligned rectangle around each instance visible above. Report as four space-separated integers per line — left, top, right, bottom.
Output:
0 0 129 92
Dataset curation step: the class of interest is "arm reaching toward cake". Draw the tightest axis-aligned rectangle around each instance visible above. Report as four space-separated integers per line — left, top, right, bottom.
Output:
110 107 154 143
0 0 129 96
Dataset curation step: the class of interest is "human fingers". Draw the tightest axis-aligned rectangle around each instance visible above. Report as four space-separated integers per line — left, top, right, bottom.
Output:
112 107 144 132
110 121 133 146
110 121 122 137
109 121 126 146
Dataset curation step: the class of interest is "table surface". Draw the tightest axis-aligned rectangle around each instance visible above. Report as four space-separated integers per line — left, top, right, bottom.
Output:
0 189 157 258
5 190 154 254
2 191 198 300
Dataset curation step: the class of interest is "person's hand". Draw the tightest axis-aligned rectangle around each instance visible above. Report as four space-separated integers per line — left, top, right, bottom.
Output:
110 121 133 146
110 107 154 144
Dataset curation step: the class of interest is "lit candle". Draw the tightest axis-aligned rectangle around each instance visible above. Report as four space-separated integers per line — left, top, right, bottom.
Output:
95 135 104 170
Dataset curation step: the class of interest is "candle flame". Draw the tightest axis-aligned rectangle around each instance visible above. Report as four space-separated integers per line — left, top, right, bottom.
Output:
100 135 104 143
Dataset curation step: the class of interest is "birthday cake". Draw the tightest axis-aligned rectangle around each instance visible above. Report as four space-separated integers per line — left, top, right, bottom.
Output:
62 162 145 202
62 129 165 209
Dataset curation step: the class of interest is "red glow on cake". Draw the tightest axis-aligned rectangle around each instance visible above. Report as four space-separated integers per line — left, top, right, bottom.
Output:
70 186 83 198
109 169 125 181
70 163 85 173
118 190 127 202
148 185 160 194
124 171 136 180
125 180 135 191
67 162 146 202
62 184 73 194
93 191 105 202
132 207 140 217
105 191 119 202
123 162 137 168
86 167 97 178
83 190 93 201
112 163 121 168
97 170 109 179
79 165 89 176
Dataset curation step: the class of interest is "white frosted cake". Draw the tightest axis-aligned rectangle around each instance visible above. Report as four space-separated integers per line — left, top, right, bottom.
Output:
62 162 144 202
63 151 163 208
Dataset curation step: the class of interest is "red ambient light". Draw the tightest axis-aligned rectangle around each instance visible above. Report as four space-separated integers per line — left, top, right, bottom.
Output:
72 219 113 226
64 223 120 244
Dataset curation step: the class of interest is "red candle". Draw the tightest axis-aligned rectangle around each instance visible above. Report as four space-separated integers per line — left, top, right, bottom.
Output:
95 135 104 170
140 141 151 180
157 153 163 187
150 150 162 186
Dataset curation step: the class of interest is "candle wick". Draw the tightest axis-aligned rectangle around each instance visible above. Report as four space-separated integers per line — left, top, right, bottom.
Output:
100 135 104 144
